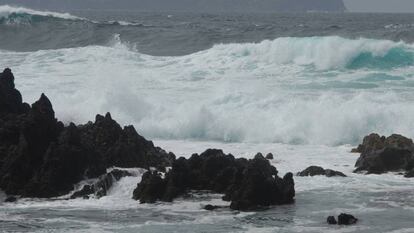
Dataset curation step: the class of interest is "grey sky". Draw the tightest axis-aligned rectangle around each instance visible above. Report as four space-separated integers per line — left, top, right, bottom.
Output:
345 0 414 12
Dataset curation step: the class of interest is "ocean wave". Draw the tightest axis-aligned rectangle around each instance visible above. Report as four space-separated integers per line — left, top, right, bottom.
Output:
1 35 414 145
206 36 414 70
0 5 145 27
0 5 83 24
105 20 151 27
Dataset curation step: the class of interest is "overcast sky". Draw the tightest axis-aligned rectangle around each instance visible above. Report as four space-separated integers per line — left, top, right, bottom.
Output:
345 0 414 12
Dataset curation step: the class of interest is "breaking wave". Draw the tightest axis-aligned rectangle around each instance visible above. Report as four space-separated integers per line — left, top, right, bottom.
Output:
208 36 414 70
1 35 414 145
0 5 143 26
0 5 82 24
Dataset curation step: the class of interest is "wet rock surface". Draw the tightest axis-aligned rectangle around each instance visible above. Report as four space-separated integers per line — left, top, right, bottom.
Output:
0 69 174 198
203 204 222 211
4 196 17 202
327 216 337 224
404 169 414 178
352 133 414 154
297 166 346 177
338 213 358 225
70 169 133 199
354 134 414 175
265 153 274 160
327 214 358 225
133 150 295 211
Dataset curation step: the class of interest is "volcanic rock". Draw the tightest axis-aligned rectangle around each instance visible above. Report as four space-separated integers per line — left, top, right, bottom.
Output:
352 133 413 154
327 216 337 224
132 149 295 211
337 213 358 225
265 153 274 160
404 169 414 178
4 196 17 202
297 166 346 177
70 169 133 199
203 204 221 211
0 68 174 198
354 134 414 175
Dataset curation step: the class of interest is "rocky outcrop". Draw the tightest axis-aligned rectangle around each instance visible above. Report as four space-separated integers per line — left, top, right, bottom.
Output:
265 153 274 160
354 134 414 175
4 196 17 202
132 150 295 211
338 213 358 225
0 68 174 198
0 68 29 115
297 166 346 177
70 169 133 199
327 214 358 225
327 216 337 224
352 133 414 154
404 169 414 178
203 204 223 211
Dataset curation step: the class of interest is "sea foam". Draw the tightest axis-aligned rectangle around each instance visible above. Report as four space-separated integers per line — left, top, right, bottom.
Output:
0 5 82 21
1 35 414 145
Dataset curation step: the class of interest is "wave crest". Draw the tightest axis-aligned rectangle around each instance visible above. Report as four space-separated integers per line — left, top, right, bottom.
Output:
207 36 413 70
2 36 414 146
0 5 146 27
0 5 82 24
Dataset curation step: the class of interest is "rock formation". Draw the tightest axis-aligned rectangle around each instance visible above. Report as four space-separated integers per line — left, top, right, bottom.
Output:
0 68 174 198
70 169 133 199
327 214 358 225
132 150 295 211
337 213 358 225
297 166 346 177
265 153 274 160
353 134 414 175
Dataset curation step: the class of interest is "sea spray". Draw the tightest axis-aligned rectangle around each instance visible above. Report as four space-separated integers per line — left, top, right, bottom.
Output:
1 35 414 145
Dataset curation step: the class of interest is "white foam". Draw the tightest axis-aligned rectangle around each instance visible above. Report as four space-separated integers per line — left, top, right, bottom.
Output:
105 20 147 26
0 5 82 21
205 36 407 70
1 36 414 145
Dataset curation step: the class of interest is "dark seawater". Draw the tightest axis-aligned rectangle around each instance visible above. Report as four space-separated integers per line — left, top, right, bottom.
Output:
2 8 414 55
1 6 414 233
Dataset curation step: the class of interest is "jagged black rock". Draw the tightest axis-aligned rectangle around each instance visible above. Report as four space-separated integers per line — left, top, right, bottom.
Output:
0 68 174 198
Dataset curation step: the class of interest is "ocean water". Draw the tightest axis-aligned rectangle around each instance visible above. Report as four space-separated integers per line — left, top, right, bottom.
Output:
0 5 414 232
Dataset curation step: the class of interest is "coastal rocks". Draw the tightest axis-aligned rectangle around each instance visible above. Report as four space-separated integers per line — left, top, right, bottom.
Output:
352 133 413 154
203 204 222 211
353 134 414 175
4 196 17 202
132 171 167 203
327 214 358 225
327 216 337 224
0 68 174 198
0 68 29 115
297 166 346 177
338 213 358 225
70 169 132 199
265 153 274 160
133 150 295 211
404 169 414 178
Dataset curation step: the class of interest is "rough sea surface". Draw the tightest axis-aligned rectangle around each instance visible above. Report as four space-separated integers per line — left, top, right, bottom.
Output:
0 5 414 233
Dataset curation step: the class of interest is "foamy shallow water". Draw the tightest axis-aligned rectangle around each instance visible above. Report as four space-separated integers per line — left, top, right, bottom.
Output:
1 140 413 233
